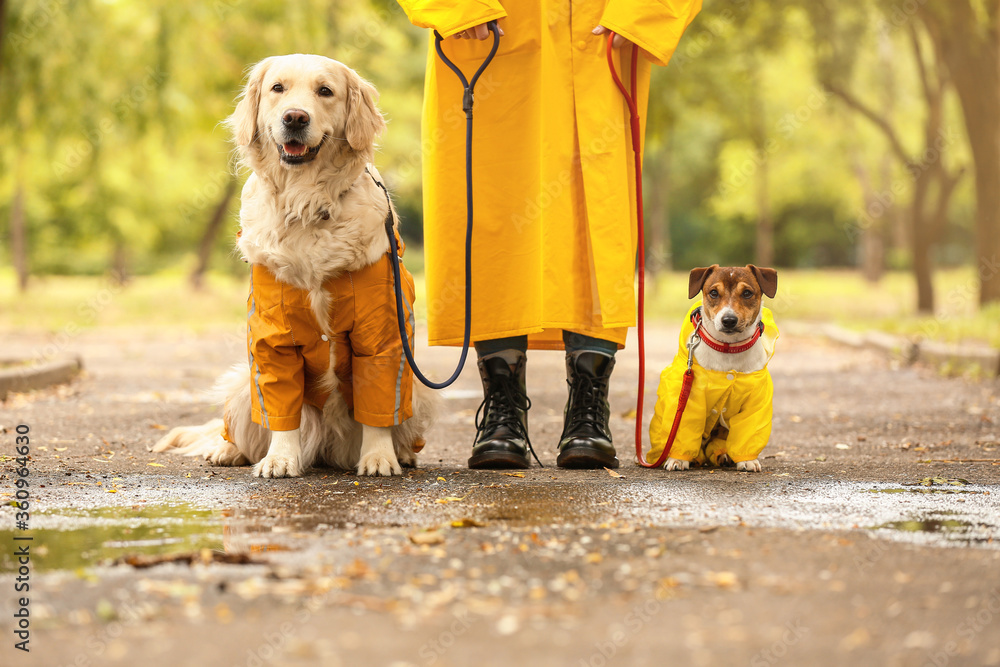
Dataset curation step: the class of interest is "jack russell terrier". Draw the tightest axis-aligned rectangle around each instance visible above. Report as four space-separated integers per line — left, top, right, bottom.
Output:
647 265 779 472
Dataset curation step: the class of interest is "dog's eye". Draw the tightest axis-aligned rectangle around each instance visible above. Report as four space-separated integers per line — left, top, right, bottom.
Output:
317 86 333 97
271 83 284 93
742 289 754 298
708 289 719 299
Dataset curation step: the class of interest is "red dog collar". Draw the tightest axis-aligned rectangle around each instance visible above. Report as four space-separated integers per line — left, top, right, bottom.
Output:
691 308 764 354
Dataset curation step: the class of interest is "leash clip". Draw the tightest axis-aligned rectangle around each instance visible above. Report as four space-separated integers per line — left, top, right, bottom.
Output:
686 332 701 370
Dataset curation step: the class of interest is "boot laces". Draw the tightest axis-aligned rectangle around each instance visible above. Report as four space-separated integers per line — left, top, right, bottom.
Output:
566 374 611 436
474 374 542 466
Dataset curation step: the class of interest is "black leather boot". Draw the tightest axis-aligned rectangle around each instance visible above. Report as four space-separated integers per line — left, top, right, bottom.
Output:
557 351 620 469
468 352 535 469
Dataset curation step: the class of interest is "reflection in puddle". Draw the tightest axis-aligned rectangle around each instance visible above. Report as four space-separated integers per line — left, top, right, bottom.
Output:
0 504 302 573
870 515 992 544
0 504 224 572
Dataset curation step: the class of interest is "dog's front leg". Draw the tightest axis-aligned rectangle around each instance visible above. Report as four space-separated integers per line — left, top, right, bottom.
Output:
357 424 402 477
253 428 304 478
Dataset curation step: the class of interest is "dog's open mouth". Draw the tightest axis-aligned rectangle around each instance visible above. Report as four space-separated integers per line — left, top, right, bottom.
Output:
278 137 324 165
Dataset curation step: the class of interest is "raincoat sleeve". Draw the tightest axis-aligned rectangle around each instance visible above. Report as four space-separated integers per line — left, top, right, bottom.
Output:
647 354 705 465
724 374 773 463
598 0 703 66
396 0 507 38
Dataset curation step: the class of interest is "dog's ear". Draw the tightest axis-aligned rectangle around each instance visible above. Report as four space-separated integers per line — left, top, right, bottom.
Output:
747 265 778 298
345 72 386 153
229 57 271 148
688 265 718 299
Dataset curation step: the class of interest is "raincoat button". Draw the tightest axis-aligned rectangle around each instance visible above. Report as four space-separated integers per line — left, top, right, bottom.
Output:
576 39 587 49
726 373 735 381
711 409 718 415
321 335 329 342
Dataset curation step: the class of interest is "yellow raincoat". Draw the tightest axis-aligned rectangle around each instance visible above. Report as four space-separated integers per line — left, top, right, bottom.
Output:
398 0 702 349
647 302 779 466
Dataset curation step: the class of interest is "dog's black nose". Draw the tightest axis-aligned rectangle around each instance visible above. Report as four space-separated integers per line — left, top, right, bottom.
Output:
721 313 738 329
282 109 310 130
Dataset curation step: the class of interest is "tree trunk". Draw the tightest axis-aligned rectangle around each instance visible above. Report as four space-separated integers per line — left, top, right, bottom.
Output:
910 169 935 314
919 1 1000 305
750 63 774 268
754 152 774 268
646 137 672 275
0 0 8 76
190 178 238 290
851 156 885 282
10 182 28 291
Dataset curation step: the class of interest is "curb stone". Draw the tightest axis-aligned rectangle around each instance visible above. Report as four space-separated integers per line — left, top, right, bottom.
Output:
0 356 84 400
792 322 999 376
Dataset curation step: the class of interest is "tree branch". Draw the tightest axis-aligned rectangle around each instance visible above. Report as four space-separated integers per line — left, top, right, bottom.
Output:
907 21 937 104
822 80 913 167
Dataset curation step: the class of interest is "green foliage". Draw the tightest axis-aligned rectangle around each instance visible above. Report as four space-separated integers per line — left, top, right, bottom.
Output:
0 0 981 284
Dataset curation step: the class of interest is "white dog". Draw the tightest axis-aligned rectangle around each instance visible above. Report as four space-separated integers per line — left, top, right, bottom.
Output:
154 55 436 478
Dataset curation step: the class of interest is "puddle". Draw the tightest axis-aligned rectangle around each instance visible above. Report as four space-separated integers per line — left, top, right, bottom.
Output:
0 503 224 573
870 516 994 544
0 503 310 573
864 488 983 495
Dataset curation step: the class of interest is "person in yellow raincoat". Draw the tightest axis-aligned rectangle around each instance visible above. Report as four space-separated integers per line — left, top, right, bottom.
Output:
647 302 779 467
398 0 701 469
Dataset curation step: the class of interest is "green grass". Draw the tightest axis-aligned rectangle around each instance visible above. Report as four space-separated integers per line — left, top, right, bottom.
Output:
1 265 997 348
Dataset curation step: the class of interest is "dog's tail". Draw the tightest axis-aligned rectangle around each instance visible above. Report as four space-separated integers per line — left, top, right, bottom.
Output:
152 419 226 455
152 363 247 458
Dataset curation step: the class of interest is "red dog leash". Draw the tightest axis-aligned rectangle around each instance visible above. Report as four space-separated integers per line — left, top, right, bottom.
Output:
606 33 668 468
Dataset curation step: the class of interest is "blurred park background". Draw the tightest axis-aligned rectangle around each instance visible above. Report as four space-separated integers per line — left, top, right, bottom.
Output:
1 0 998 349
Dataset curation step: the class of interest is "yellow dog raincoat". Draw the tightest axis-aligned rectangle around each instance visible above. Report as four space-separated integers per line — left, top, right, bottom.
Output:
222 248 416 442
647 301 779 466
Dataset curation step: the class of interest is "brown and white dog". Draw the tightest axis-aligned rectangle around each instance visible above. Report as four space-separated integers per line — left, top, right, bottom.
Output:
655 264 778 472
154 55 436 478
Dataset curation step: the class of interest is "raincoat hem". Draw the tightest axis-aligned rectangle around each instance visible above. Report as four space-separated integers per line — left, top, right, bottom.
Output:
252 409 299 431
354 407 414 428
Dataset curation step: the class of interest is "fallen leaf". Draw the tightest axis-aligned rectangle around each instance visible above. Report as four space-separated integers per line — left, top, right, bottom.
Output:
147 462 165 467
435 496 466 504
835 443 850 450
451 518 486 528
150 424 167 430
409 530 444 546
604 467 624 478
502 472 525 478
55 447 67 452
705 571 739 588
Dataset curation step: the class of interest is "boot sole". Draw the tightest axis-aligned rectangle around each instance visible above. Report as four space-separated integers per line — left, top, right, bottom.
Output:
556 448 620 469
468 451 531 470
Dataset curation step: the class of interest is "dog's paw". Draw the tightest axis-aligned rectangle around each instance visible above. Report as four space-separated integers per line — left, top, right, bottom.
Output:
736 459 762 472
252 454 302 478
397 447 417 469
663 457 690 471
357 450 402 477
205 441 249 467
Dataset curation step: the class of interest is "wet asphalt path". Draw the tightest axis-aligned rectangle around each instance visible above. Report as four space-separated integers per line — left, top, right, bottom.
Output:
1 324 999 667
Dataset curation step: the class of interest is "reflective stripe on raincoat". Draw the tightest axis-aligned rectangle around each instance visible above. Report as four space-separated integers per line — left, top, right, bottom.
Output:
222 251 416 440
647 301 779 465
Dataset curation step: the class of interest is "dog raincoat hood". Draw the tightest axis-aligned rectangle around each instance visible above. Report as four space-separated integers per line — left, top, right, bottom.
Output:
647 301 779 465
399 0 702 350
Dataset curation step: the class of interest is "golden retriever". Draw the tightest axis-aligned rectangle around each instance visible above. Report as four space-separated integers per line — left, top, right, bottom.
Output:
154 54 436 477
